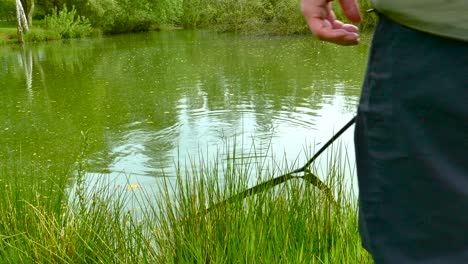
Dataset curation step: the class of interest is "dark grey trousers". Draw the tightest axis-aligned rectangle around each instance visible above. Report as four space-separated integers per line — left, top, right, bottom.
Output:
355 14 468 264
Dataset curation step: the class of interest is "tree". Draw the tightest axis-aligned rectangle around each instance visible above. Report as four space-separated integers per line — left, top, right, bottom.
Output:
35 0 65 18
17 0 36 26
16 0 29 43
27 0 35 27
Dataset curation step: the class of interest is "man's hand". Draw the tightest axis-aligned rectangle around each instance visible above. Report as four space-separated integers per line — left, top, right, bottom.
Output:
302 0 362 45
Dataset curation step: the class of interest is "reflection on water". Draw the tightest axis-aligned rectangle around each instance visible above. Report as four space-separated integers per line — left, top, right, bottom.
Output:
0 31 369 198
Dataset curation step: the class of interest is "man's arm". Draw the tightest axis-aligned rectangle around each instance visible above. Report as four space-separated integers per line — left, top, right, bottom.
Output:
301 0 362 45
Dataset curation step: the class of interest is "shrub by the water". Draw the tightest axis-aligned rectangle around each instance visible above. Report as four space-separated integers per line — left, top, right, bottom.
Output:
44 5 93 39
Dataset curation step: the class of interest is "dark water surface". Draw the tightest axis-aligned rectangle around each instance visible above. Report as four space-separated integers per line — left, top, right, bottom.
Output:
0 30 369 195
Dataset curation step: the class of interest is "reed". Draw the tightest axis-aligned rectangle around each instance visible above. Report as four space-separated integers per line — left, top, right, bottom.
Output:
0 144 372 263
154 144 372 263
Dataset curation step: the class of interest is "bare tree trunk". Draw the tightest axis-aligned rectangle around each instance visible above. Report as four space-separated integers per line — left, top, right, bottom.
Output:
20 45 34 100
16 0 29 44
28 0 35 27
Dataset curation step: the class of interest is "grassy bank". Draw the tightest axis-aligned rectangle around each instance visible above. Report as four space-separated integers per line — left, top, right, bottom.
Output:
0 6 101 44
0 0 376 44
0 145 373 263
0 21 16 44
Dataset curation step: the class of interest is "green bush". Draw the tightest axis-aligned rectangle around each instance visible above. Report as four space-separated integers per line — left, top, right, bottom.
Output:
179 0 301 33
178 0 374 34
44 5 92 38
83 0 178 33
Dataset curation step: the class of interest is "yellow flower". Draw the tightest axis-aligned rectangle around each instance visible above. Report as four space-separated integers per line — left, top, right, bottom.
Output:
127 184 140 191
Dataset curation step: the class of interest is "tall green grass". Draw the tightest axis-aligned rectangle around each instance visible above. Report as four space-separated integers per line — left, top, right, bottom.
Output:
153 144 372 263
0 144 372 263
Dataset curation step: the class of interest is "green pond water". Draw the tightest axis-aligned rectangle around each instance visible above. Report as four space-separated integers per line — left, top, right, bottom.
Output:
0 30 369 195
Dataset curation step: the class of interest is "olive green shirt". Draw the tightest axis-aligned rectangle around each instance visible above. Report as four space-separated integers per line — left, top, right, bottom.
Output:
372 0 468 42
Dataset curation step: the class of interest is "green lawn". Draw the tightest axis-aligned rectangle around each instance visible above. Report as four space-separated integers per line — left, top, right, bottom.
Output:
0 21 17 44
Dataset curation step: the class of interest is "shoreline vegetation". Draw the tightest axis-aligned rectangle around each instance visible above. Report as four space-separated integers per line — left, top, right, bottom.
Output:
0 0 376 45
0 1 374 262
0 143 373 263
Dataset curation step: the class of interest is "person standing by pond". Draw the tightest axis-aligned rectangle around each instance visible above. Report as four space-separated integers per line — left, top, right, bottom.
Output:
301 0 468 263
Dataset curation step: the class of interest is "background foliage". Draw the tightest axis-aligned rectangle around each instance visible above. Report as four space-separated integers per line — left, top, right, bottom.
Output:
0 0 15 20
2 0 374 35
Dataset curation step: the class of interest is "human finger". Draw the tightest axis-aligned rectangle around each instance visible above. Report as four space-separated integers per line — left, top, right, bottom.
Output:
338 0 362 23
332 20 359 32
309 19 359 45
